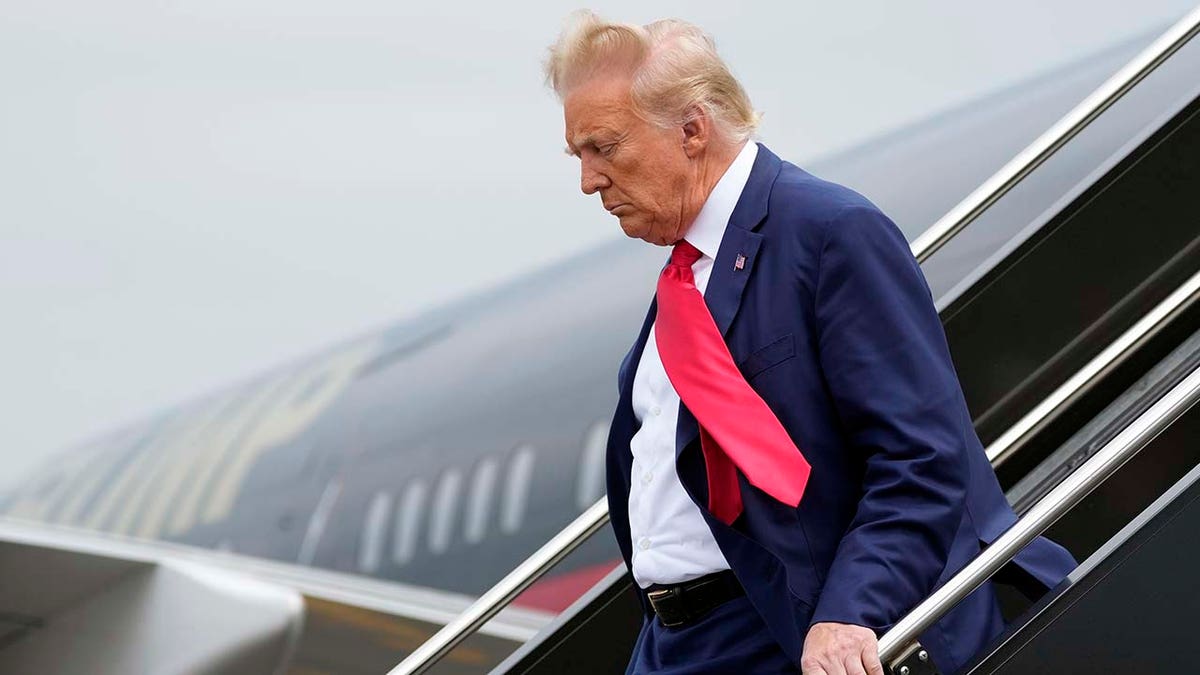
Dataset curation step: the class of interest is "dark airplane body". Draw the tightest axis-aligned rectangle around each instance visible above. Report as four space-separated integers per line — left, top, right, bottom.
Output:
1 32 1180 611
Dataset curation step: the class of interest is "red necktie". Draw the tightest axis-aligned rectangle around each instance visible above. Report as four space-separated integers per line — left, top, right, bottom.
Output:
655 240 811 525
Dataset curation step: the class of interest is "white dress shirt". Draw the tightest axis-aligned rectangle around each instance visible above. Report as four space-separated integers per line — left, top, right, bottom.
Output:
628 141 759 589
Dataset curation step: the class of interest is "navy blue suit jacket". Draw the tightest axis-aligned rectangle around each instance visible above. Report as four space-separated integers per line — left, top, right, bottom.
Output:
605 144 1077 673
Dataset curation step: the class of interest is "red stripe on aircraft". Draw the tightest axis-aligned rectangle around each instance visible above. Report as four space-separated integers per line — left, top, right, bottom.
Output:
511 560 623 612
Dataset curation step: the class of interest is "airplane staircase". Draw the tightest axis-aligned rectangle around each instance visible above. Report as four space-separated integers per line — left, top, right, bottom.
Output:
389 8 1200 674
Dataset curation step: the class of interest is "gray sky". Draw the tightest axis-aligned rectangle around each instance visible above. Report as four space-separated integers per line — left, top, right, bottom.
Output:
1 0 1194 482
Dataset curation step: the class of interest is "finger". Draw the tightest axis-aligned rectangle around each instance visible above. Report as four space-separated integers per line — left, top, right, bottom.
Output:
800 665 828 675
861 644 885 675
843 653 868 675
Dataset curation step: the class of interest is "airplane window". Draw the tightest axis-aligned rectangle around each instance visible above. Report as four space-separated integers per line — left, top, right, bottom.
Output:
500 445 536 534
392 479 427 565
575 421 610 511
358 491 393 573
464 456 499 545
428 469 463 555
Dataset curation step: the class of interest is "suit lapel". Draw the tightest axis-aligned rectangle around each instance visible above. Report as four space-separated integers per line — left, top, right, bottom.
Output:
703 143 779 337
619 296 657 405
705 229 763 336
612 294 658 475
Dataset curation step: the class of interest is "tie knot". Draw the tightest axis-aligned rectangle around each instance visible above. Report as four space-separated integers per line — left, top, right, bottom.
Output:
670 240 704 268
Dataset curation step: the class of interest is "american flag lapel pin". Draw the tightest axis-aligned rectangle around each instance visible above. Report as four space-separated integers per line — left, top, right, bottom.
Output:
734 253 746 270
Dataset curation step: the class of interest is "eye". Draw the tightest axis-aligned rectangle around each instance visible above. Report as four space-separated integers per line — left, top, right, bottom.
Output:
598 143 617 157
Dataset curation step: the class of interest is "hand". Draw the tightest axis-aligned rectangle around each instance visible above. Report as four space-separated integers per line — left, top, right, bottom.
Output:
800 622 884 675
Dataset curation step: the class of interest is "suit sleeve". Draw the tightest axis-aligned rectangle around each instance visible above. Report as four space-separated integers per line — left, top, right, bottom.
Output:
808 204 969 632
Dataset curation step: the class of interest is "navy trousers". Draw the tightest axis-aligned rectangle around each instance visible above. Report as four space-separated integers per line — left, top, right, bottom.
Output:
625 594 798 674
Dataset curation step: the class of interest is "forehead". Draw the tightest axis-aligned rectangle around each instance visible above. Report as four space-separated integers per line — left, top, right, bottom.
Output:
563 74 637 143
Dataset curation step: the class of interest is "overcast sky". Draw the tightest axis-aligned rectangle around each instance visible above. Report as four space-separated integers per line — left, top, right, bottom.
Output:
1 0 1194 482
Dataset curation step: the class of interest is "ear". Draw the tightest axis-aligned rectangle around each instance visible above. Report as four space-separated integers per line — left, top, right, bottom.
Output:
680 105 711 159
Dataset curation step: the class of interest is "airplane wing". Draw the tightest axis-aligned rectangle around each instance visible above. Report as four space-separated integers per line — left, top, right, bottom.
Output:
0 518 553 674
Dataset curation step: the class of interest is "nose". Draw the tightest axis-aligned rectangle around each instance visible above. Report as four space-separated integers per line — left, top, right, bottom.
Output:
580 156 611 195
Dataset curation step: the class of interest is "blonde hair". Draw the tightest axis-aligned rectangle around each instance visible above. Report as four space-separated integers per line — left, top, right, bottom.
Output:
544 10 760 143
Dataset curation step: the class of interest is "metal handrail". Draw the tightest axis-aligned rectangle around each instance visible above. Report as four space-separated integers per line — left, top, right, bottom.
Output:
910 4 1200 263
391 9 1200 673
388 499 611 675
877 361 1200 663
986 270 1200 466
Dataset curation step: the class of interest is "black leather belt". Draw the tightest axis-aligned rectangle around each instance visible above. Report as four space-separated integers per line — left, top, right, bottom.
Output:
645 569 745 628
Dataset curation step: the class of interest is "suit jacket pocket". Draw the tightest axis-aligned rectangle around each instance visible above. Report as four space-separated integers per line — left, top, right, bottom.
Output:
738 333 796 380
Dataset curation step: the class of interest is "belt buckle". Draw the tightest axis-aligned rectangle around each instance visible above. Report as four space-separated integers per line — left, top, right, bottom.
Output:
647 586 686 628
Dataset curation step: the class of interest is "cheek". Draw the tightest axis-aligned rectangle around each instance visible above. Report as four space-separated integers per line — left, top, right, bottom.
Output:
626 172 664 210
616 157 656 195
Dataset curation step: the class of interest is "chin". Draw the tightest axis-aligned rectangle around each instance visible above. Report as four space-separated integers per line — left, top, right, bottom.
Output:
618 219 649 241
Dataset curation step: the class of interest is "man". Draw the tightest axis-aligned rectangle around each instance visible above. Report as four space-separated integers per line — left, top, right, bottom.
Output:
545 12 1076 675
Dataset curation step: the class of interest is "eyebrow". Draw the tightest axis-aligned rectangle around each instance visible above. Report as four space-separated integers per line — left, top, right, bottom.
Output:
565 134 594 158
565 130 616 158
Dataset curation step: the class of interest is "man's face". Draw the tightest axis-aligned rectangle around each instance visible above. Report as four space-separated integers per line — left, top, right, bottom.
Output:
563 73 697 246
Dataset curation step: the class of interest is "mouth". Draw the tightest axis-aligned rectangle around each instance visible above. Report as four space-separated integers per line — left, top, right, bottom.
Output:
605 203 630 215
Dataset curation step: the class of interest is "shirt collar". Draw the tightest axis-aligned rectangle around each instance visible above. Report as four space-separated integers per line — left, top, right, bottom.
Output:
683 141 759 260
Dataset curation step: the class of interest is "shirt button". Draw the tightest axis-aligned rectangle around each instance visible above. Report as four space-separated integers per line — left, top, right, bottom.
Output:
638 537 651 551
652 405 662 416
642 471 653 485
